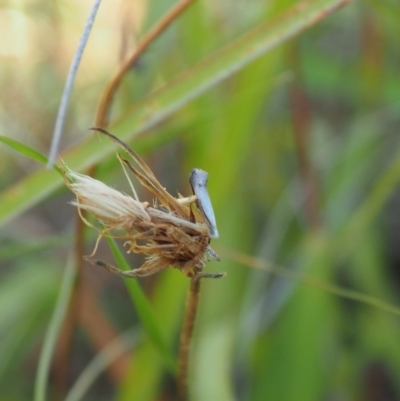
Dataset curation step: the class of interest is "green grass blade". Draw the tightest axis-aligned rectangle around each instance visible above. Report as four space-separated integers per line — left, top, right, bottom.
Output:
223 244 400 317
0 0 352 227
0 234 71 263
65 328 139 401
33 256 76 401
0 136 62 175
118 270 187 401
104 236 177 373
0 136 48 165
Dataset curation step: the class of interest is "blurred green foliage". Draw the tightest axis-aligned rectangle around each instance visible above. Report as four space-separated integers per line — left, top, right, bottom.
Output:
1 0 400 401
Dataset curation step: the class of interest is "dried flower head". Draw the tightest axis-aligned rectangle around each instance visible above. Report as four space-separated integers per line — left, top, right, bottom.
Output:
63 128 224 281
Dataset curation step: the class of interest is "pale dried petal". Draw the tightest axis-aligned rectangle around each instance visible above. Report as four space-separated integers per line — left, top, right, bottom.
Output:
65 170 150 225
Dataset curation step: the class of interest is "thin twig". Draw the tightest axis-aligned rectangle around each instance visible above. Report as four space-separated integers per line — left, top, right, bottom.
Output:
218 246 400 317
47 0 103 167
177 278 201 401
95 0 197 127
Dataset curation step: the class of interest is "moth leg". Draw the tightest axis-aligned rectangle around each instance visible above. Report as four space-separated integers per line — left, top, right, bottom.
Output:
86 258 168 278
176 195 197 204
206 246 220 261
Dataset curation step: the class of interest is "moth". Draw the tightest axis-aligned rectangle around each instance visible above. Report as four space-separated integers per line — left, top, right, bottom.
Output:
63 128 224 281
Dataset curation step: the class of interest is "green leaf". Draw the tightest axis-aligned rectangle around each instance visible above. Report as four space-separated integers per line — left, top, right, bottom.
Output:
118 269 187 401
0 0 352 227
0 136 62 175
0 136 48 165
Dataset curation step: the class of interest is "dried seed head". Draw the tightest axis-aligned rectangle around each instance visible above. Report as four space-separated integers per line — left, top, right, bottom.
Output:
65 169 150 230
62 129 222 280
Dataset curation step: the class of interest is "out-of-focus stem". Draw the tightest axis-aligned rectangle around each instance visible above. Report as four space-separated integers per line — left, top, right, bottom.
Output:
288 44 320 230
177 278 201 401
95 0 197 127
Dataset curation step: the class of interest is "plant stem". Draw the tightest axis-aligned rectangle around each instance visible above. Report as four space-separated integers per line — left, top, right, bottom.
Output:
177 278 201 401
95 0 197 127
288 44 321 230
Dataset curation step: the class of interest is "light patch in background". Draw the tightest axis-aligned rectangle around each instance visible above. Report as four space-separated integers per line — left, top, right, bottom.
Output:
0 9 33 58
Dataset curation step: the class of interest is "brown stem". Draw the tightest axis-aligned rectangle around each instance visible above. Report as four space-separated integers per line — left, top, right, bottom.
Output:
177 278 201 401
288 44 320 230
360 13 383 106
95 0 197 127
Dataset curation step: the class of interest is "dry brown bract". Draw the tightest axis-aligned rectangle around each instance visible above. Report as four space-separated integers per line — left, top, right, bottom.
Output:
63 128 224 281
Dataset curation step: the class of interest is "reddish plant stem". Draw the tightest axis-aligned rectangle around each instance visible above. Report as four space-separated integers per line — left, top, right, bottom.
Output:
288 45 320 230
177 278 201 401
360 13 383 106
95 0 197 127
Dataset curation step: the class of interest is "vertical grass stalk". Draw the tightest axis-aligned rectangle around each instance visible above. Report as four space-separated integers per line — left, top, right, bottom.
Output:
178 278 201 401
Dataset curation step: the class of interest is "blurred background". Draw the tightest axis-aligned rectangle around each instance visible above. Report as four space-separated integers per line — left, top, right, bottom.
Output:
1 0 400 400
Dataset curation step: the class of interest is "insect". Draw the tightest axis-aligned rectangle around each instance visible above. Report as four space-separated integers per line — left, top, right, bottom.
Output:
63 128 224 281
